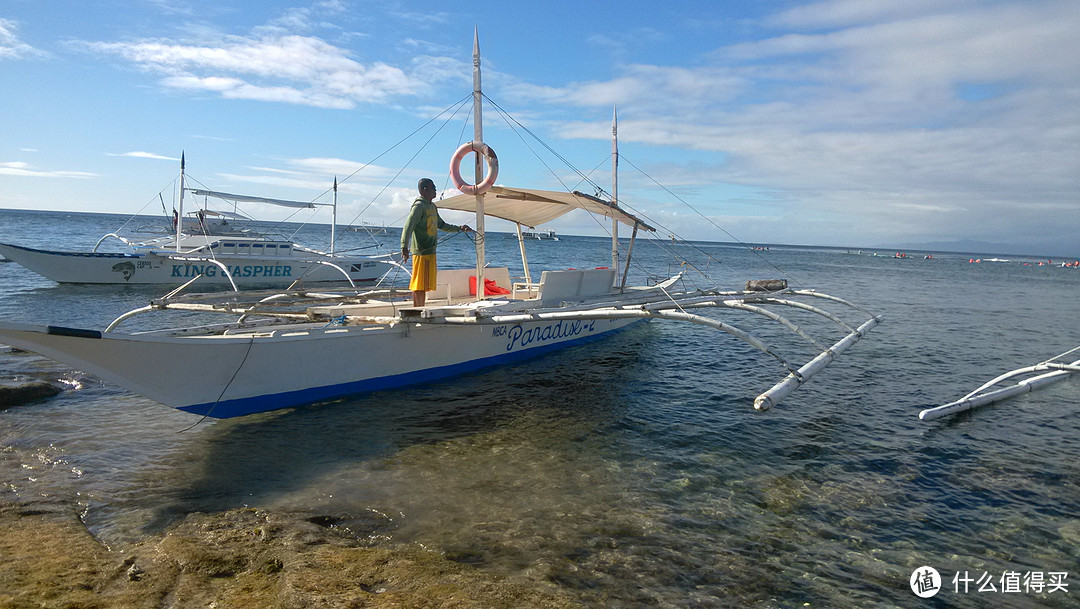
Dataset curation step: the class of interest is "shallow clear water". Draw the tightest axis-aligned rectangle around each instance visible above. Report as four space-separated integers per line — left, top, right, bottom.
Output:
2 209 1078 608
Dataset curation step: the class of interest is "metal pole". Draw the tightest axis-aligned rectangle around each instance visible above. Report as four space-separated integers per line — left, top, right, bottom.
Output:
176 152 185 253
611 106 619 277
620 224 639 291
331 177 338 256
472 29 486 300
516 223 531 287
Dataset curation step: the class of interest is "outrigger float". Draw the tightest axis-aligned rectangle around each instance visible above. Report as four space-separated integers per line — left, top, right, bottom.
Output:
919 346 1080 421
0 33 881 419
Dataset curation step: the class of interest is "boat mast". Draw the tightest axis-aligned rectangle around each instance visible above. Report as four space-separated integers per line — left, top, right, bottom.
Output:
176 152 186 252
472 29 486 299
611 106 619 276
612 107 639 292
615 110 641 292
331 177 338 255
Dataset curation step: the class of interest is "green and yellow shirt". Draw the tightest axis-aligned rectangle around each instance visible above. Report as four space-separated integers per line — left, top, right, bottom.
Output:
400 197 462 256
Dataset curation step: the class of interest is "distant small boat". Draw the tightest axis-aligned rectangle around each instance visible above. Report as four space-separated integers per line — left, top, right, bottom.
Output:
520 228 559 240
347 222 392 235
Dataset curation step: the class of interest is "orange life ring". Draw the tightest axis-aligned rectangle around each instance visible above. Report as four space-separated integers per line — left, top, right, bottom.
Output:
450 141 498 195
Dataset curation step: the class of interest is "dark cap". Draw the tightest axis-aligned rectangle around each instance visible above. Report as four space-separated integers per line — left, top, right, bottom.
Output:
418 178 436 191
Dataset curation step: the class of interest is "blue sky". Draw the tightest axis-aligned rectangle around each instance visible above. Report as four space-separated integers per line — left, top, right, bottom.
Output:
1 0 1078 255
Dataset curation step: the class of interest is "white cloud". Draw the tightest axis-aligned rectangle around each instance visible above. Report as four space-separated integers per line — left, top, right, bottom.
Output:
521 1 1080 250
20 1 1075 253
285 157 399 179
80 33 423 109
142 0 196 17
768 0 993 29
106 151 179 161
387 10 451 28
0 161 97 179
0 17 47 61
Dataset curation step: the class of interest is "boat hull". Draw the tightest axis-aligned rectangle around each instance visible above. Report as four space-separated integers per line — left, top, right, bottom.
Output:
0 317 639 418
0 242 390 286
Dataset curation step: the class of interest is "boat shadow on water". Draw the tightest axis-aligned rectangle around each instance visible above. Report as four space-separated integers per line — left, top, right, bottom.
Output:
130 326 656 538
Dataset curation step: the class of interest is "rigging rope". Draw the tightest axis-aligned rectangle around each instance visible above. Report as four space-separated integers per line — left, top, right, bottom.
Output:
482 98 725 290
176 334 256 433
1041 345 1080 365
618 155 804 287
341 94 474 230
482 92 811 290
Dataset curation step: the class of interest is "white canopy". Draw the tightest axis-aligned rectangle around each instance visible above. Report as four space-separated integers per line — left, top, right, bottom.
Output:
186 209 252 220
186 189 326 209
438 186 654 231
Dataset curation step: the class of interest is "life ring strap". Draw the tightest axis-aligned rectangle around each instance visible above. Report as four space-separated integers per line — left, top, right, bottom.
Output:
450 141 499 195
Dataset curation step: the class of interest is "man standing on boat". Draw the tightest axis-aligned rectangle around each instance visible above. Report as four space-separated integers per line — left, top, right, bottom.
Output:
401 178 472 307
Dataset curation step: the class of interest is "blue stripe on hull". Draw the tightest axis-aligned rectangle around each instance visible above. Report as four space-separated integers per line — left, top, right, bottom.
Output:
178 321 640 418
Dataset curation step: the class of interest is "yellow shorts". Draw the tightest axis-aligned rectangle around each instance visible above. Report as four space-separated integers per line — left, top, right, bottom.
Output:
409 254 437 292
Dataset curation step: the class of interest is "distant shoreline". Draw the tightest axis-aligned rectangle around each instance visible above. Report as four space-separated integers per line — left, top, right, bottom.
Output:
1 207 1074 260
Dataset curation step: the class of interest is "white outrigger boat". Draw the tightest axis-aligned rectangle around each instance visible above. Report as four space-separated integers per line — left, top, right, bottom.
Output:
919 346 1080 421
0 34 881 419
519 228 559 240
0 163 396 289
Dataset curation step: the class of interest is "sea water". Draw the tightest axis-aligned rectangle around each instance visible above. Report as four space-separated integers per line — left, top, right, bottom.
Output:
1 208 1078 608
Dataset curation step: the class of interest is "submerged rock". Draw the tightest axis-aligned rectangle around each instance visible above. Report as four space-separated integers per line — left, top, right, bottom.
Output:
0 382 63 409
0 500 581 608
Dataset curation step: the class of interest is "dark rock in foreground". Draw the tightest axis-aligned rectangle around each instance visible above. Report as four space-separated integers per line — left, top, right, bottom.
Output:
0 382 63 409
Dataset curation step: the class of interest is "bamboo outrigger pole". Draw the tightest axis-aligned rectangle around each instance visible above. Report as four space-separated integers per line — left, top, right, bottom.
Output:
919 351 1080 421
